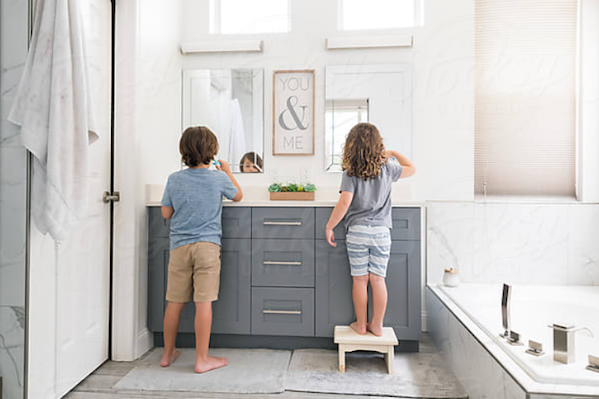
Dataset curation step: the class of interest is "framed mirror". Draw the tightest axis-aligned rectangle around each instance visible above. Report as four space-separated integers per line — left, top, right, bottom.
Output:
182 69 264 173
325 65 412 172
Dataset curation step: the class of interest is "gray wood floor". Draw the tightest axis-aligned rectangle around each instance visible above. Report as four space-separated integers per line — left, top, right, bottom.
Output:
66 334 439 399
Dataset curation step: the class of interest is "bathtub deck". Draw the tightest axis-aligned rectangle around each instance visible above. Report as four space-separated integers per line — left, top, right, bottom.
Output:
428 284 599 398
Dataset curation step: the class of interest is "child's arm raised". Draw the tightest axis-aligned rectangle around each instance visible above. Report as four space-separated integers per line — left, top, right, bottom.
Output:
384 150 416 178
325 191 354 247
217 160 243 202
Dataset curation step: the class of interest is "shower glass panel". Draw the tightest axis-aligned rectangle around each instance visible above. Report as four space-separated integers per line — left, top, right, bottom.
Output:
0 0 29 398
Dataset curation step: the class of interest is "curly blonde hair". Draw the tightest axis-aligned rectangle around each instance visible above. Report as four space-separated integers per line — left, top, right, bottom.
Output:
341 123 386 180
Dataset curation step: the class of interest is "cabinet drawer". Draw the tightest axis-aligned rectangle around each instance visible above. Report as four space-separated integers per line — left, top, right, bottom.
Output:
252 239 314 287
148 207 170 238
222 207 251 238
391 208 421 240
315 208 346 240
251 287 314 336
252 208 314 239
148 207 250 239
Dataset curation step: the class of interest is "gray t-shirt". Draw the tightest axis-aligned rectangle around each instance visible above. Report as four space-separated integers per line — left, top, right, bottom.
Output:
339 162 403 230
161 168 238 250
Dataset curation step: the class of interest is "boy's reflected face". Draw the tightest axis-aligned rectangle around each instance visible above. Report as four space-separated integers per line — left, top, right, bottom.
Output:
242 160 259 173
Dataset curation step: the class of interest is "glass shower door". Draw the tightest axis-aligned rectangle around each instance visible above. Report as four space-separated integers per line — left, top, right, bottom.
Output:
0 0 29 398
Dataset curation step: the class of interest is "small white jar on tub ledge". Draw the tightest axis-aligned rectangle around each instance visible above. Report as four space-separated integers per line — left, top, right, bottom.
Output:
442 268 460 287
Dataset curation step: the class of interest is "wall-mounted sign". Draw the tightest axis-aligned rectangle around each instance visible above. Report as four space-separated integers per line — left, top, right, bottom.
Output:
272 70 315 155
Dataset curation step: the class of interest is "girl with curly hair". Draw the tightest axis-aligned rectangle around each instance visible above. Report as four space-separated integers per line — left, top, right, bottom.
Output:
325 122 416 336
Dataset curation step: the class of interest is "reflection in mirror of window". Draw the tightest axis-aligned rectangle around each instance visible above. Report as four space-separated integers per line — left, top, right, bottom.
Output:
325 99 369 172
210 0 290 34
339 0 418 31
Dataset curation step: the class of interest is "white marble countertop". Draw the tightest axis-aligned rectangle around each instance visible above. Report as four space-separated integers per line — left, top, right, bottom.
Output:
145 184 425 207
147 199 424 207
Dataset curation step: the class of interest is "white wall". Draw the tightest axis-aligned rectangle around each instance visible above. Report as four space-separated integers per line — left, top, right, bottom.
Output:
139 0 475 201
113 0 184 361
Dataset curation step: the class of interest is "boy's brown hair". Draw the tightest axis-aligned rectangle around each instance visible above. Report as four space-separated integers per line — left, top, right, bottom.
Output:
341 122 387 180
179 126 219 167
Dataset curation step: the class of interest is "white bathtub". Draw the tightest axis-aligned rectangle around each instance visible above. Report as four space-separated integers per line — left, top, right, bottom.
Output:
429 283 599 398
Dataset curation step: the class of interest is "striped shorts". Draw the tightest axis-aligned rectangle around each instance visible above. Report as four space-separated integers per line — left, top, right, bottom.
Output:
346 225 392 278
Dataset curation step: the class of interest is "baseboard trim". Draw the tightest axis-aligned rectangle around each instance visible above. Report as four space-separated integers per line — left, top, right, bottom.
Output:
153 333 420 353
135 328 153 359
421 311 428 332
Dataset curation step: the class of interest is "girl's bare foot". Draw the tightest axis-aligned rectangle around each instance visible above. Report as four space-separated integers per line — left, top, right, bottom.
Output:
160 349 180 367
350 321 367 335
367 321 383 337
194 355 228 374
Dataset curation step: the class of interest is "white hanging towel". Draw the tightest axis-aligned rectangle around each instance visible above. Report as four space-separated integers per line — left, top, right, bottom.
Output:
8 0 98 243
228 99 247 172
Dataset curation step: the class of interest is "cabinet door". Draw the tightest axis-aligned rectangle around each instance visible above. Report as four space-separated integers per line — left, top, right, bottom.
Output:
370 240 421 340
148 237 169 331
315 208 346 240
391 208 421 240
315 240 354 337
174 239 252 334
212 239 251 334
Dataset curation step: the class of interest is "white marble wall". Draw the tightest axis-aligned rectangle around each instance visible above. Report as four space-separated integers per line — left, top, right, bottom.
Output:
0 0 29 397
427 202 599 286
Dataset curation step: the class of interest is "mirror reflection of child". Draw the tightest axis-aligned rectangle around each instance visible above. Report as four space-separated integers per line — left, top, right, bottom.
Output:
239 152 263 173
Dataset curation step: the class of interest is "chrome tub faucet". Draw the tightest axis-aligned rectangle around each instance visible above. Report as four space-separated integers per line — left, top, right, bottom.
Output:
548 323 594 364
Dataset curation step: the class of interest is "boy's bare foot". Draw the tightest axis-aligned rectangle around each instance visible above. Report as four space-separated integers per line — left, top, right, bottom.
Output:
367 321 383 337
194 355 228 374
350 321 367 335
160 349 180 367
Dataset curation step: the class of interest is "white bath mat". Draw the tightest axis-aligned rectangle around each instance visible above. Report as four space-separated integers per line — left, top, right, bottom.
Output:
284 349 468 398
114 348 291 394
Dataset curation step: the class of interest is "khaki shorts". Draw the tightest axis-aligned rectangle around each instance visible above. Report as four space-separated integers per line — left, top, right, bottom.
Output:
166 241 221 303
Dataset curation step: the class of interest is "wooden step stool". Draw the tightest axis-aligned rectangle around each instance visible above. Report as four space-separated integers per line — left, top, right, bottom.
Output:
334 326 399 374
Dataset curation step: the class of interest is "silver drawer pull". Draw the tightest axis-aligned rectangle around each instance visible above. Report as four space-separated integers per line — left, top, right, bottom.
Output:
263 309 302 315
263 221 302 226
263 261 302 266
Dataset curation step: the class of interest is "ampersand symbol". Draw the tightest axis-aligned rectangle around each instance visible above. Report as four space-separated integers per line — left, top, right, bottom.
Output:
278 96 309 131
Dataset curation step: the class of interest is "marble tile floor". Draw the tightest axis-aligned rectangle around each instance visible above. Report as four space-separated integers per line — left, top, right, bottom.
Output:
66 333 463 399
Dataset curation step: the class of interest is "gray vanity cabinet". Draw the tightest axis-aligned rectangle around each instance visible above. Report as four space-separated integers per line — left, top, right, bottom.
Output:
147 235 169 331
372 240 421 340
212 239 251 334
315 240 354 336
148 205 421 350
147 207 252 335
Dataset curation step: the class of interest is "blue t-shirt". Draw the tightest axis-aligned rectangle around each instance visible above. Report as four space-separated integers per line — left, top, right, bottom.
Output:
161 168 238 250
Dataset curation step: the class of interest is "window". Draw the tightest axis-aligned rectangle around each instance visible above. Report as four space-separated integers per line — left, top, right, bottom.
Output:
325 99 369 170
209 0 289 35
338 0 418 31
474 0 578 197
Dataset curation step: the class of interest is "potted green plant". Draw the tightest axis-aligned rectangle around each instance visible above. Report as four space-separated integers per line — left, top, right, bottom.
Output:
268 182 316 200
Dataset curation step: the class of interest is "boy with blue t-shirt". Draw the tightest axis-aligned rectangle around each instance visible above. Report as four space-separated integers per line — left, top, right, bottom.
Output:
160 126 243 373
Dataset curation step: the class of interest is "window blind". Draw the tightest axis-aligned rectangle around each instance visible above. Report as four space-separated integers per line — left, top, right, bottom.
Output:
474 0 578 197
